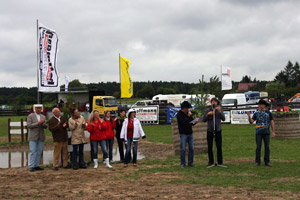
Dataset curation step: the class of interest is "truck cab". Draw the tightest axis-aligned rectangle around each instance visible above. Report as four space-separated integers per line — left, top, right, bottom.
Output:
92 96 118 117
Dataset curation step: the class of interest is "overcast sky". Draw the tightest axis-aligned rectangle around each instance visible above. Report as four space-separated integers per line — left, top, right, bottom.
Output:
0 0 300 88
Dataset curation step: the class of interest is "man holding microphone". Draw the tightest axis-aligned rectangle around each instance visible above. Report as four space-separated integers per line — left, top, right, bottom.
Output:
203 98 225 167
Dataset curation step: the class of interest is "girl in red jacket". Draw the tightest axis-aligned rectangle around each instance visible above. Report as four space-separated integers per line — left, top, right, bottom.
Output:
103 111 117 162
86 110 112 168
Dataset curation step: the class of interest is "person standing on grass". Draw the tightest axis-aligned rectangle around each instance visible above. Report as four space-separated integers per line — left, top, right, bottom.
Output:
177 101 195 168
68 108 87 170
115 109 126 162
27 104 47 172
247 99 275 167
121 109 146 167
48 107 69 171
203 98 225 167
86 110 112 169
103 111 116 162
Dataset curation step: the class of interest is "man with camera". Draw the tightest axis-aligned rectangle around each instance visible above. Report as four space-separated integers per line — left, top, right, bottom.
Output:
203 98 225 167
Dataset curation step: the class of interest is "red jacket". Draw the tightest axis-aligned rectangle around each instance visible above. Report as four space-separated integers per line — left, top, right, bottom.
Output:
86 120 107 141
103 119 116 139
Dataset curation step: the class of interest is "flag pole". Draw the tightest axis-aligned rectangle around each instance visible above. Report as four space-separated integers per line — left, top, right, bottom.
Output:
119 53 121 105
36 19 40 104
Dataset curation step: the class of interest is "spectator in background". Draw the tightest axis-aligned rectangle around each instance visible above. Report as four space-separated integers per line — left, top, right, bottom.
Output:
177 101 194 168
103 111 117 162
27 104 47 172
86 110 112 168
121 109 146 167
115 109 126 162
68 108 87 170
48 107 69 171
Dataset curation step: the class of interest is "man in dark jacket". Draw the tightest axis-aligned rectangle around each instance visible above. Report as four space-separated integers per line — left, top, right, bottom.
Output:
177 101 194 167
115 109 126 162
48 107 69 170
203 98 225 167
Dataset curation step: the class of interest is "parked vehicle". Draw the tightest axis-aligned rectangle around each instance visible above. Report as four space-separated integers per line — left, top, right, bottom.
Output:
131 100 153 107
222 93 247 106
92 96 118 117
152 94 189 107
244 91 260 101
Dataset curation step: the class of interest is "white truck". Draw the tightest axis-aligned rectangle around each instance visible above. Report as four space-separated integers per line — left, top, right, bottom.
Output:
222 93 247 106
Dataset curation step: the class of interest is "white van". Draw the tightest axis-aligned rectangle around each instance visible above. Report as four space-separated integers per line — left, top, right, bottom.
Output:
222 93 246 106
152 94 189 107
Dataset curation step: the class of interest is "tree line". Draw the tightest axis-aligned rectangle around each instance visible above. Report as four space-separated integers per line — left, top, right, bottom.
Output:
1 61 299 106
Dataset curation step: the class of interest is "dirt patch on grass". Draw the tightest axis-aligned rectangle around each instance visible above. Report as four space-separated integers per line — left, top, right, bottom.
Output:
0 166 299 199
0 139 299 199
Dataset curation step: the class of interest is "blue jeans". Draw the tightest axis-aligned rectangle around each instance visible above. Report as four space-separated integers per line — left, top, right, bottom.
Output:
72 143 85 166
124 138 138 164
256 134 270 164
106 139 114 161
91 140 108 160
180 134 194 166
29 140 44 169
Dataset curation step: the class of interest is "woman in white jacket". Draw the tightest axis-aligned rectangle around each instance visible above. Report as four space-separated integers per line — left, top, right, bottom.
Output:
120 109 146 167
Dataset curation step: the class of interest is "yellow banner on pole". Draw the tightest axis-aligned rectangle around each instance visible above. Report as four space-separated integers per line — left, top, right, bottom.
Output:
120 56 133 98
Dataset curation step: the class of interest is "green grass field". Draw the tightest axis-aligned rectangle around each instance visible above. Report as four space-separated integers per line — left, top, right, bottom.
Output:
135 124 300 194
1 116 300 194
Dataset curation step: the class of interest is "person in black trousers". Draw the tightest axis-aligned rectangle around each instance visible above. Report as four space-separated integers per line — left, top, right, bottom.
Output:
203 98 225 167
115 109 126 162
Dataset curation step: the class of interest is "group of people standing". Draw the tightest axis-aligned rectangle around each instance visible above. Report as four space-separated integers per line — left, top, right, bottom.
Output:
27 97 275 172
27 105 146 172
177 98 275 168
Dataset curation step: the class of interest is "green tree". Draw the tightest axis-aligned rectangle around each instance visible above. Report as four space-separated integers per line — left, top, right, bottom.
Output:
207 75 221 98
241 75 252 83
136 84 155 98
265 81 286 99
68 79 86 89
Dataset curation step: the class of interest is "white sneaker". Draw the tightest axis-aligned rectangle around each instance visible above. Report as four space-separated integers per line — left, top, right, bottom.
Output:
93 159 98 169
105 158 112 168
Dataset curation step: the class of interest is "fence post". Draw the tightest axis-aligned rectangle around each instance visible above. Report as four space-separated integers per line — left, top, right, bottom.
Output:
8 118 11 143
21 119 24 143
25 118 28 141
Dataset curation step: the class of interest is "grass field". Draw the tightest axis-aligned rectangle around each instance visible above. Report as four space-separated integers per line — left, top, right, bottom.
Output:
1 116 300 194
137 124 300 193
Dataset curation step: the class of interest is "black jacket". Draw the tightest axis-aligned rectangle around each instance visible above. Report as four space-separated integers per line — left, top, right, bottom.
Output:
115 118 125 138
177 110 194 134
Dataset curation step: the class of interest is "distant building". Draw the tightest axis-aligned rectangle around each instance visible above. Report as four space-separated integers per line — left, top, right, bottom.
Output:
237 83 257 91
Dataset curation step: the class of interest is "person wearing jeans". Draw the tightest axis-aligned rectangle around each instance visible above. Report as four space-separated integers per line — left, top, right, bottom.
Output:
86 110 112 168
255 134 270 164
177 101 195 167
180 134 194 166
124 137 138 164
121 109 146 167
247 99 275 166
103 111 116 162
27 104 47 172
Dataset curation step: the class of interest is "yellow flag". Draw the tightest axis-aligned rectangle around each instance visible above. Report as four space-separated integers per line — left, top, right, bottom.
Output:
120 56 133 98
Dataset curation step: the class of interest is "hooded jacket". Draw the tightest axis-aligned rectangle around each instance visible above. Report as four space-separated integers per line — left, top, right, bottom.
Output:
120 118 146 142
